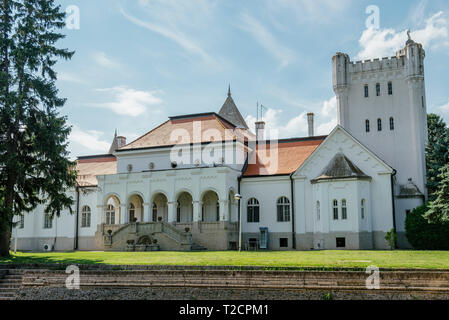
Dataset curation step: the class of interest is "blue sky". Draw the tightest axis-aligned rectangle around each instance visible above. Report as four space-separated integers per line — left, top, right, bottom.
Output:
54 0 449 158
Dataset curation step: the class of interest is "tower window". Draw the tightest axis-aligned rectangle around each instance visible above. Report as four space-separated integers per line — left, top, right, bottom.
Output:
388 82 393 95
364 84 369 98
390 117 394 130
361 199 366 220
376 83 381 96
365 120 370 132
316 201 320 221
377 119 382 131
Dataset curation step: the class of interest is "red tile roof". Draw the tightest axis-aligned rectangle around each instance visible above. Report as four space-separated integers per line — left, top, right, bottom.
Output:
243 137 326 176
76 155 117 187
119 113 254 151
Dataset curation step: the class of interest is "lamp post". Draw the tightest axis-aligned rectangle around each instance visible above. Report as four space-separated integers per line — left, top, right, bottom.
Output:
234 193 242 251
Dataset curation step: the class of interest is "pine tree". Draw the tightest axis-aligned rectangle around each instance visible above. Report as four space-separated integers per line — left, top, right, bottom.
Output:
426 114 449 201
0 0 76 257
426 163 449 222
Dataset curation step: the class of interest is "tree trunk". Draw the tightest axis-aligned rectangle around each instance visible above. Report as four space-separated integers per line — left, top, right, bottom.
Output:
0 230 11 257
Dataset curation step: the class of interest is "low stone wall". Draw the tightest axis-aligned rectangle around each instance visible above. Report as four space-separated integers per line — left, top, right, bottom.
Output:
19 268 449 292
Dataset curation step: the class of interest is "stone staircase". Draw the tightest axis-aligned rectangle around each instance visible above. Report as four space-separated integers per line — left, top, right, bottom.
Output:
103 222 208 251
0 270 23 300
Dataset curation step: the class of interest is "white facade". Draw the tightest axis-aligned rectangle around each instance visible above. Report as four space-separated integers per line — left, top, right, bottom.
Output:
13 39 427 251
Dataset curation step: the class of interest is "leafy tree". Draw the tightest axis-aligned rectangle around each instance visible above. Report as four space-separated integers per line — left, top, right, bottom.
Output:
0 0 76 257
426 114 449 201
405 204 449 250
426 163 449 222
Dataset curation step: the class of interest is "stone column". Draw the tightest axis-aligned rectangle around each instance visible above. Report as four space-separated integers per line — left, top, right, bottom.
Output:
167 202 176 223
219 200 228 221
143 203 150 222
120 204 127 225
192 201 202 222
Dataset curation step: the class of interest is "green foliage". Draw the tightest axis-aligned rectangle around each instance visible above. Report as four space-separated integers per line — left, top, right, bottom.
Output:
426 114 449 201
0 0 76 256
322 292 333 300
426 163 449 222
405 205 449 250
385 228 397 250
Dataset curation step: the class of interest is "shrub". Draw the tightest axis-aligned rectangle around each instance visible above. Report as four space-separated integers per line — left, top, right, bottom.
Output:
405 204 449 250
385 228 397 250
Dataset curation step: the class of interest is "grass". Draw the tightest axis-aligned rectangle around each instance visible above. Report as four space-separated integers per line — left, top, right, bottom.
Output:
1 250 449 269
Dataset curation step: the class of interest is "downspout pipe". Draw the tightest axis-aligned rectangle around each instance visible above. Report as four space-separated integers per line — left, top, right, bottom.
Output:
390 169 397 248
290 173 296 249
74 186 80 251
238 175 242 251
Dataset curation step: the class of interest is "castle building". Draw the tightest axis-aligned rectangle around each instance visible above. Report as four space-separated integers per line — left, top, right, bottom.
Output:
13 38 427 251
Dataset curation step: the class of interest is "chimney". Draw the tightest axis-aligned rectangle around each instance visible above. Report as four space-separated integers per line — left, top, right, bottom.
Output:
255 121 265 141
117 136 126 148
307 113 314 137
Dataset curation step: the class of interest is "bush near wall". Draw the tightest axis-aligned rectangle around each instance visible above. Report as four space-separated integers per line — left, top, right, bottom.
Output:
405 205 449 250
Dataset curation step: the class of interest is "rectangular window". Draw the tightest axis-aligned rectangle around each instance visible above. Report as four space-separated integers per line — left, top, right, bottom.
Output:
376 83 380 96
248 206 260 223
336 237 346 248
364 85 369 98
19 214 24 229
333 200 338 220
279 238 288 248
388 82 393 95
44 214 52 229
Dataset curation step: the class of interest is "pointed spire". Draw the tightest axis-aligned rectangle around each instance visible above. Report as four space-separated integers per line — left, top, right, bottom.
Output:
218 85 249 129
227 84 231 97
108 130 119 154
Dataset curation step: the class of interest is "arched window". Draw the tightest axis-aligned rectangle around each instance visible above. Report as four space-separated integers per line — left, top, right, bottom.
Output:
377 118 382 131
19 214 24 229
361 199 366 219
316 201 320 221
176 201 181 222
129 203 135 223
152 202 157 222
81 206 91 228
341 199 347 220
333 199 338 220
364 84 369 98
44 213 52 229
390 117 394 130
277 197 290 222
365 119 370 132
247 198 260 223
376 83 380 96
106 204 115 225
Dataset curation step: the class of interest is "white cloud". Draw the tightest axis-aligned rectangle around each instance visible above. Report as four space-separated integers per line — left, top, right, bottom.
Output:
316 96 338 135
439 99 449 113
92 51 121 69
120 1 217 66
245 96 338 138
89 86 163 117
58 72 85 84
69 125 111 154
356 11 448 60
239 13 294 68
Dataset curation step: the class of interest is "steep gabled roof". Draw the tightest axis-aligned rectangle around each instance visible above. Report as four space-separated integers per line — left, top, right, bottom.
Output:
311 152 371 183
243 137 326 176
218 87 248 129
119 112 253 151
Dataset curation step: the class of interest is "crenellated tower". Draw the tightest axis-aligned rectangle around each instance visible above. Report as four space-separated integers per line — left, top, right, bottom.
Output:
332 35 428 247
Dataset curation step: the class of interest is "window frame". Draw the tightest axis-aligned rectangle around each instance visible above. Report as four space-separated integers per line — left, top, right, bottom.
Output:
388 81 393 95
277 197 291 222
19 214 24 229
364 84 369 98
81 205 91 228
377 118 382 131
316 201 320 221
247 198 260 223
341 199 347 220
106 204 115 225
389 117 394 131
365 119 370 132
376 83 380 96
44 213 52 229
333 199 339 220
152 202 157 222
361 199 366 220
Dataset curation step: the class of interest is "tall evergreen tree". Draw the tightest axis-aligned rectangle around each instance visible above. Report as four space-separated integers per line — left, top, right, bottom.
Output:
0 0 76 257
426 163 449 222
426 113 449 201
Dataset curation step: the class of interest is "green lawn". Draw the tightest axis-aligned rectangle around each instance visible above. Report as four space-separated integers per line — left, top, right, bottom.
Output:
1 250 449 269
